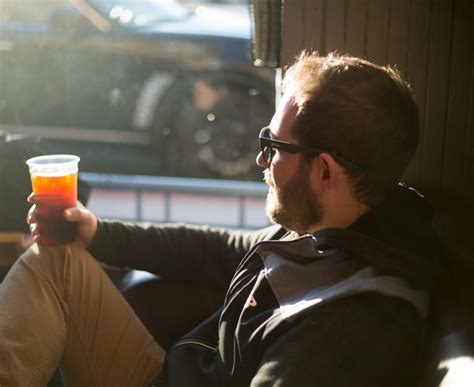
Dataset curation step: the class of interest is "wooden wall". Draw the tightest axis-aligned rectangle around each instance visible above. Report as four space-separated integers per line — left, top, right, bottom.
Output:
280 0 474 226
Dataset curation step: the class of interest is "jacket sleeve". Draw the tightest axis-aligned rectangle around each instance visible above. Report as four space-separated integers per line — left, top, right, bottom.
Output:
250 293 423 387
89 220 284 292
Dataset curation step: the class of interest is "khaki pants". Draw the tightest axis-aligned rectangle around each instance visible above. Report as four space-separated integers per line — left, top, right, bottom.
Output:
0 242 165 387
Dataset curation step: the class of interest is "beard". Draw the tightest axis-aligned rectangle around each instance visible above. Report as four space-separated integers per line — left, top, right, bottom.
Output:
264 161 323 235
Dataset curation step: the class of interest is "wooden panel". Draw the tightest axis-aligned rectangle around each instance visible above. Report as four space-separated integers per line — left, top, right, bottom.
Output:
442 0 474 200
304 0 325 54
280 0 474 208
324 0 346 53
365 0 391 64
280 0 306 67
419 0 454 194
401 0 431 185
281 0 326 67
346 0 369 57
468 59 474 184
386 0 411 75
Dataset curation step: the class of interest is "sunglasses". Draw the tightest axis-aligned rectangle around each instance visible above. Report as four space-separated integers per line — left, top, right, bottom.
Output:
258 127 359 172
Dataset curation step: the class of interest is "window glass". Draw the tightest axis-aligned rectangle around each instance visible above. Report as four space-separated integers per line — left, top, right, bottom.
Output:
0 1 63 23
0 0 275 181
90 0 190 26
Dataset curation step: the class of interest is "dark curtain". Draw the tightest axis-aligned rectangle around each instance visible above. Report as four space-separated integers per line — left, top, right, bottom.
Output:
249 0 282 68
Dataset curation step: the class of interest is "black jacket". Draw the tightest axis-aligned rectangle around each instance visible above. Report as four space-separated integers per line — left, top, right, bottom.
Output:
90 184 440 387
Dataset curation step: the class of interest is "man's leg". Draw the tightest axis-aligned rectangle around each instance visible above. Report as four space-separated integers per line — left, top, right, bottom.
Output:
0 242 165 386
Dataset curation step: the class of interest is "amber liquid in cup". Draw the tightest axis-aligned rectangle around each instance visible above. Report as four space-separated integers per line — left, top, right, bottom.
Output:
31 173 77 245
27 154 79 245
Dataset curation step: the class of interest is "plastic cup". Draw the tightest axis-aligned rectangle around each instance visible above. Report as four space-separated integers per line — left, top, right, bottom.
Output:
26 154 80 245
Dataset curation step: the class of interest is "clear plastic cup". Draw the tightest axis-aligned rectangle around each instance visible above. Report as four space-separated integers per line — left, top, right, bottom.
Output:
26 155 80 245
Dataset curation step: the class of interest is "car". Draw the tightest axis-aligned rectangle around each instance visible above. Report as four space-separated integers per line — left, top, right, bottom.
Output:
0 0 275 180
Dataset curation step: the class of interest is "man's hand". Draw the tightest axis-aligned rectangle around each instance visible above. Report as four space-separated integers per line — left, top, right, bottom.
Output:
27 194 98 249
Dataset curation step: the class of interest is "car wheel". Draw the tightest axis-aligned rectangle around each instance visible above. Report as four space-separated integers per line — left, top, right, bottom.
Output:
152 70 275 180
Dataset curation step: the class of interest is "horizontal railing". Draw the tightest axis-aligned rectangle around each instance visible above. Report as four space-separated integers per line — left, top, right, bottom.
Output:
80 172 269 229
81 173 268 196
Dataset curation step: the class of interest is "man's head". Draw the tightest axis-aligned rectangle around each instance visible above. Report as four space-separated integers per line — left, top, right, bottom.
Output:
257 51 419 234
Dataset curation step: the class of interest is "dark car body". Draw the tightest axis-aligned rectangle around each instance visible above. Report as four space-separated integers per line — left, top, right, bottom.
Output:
0 0 275 180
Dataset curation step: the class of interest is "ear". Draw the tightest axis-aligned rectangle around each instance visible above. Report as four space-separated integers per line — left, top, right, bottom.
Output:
312 153 342 193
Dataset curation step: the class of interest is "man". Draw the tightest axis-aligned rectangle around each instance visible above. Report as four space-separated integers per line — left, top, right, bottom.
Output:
0 51 439 386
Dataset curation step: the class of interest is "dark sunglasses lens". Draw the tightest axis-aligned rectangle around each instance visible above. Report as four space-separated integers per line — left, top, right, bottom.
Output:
259 128 274 163
263 145 273 163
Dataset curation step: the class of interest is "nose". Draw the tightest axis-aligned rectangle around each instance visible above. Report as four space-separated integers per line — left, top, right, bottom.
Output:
256 150 269 168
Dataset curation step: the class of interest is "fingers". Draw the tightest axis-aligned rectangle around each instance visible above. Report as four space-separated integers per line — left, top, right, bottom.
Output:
26 193 36 224
26 198 98 248
26 194 38 241
27 195 87 224
28 222 40 243
26 203 37 225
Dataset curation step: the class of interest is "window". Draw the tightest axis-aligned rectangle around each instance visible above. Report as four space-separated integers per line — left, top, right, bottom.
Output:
0 0 275 181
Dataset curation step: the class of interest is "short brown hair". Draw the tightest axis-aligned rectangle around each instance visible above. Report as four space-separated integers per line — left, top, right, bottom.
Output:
283 51 419 207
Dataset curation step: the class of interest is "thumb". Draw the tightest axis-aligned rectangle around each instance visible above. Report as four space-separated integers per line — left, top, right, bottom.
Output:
63 206 98 248
63 207 92 223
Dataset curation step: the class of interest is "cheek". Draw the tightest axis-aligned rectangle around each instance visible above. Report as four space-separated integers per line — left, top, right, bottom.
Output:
270 152 288 175
269 165 287 190
271 150 285 164
270 153 297 187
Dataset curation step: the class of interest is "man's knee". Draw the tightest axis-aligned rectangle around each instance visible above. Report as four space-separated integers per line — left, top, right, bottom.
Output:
20 241 93 265
16 242 98 293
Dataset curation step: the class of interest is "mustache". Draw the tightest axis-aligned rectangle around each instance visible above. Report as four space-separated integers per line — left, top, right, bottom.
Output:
263 170 273 186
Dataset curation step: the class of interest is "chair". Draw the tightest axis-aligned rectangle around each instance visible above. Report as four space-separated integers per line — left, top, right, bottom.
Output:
104 266 224 350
